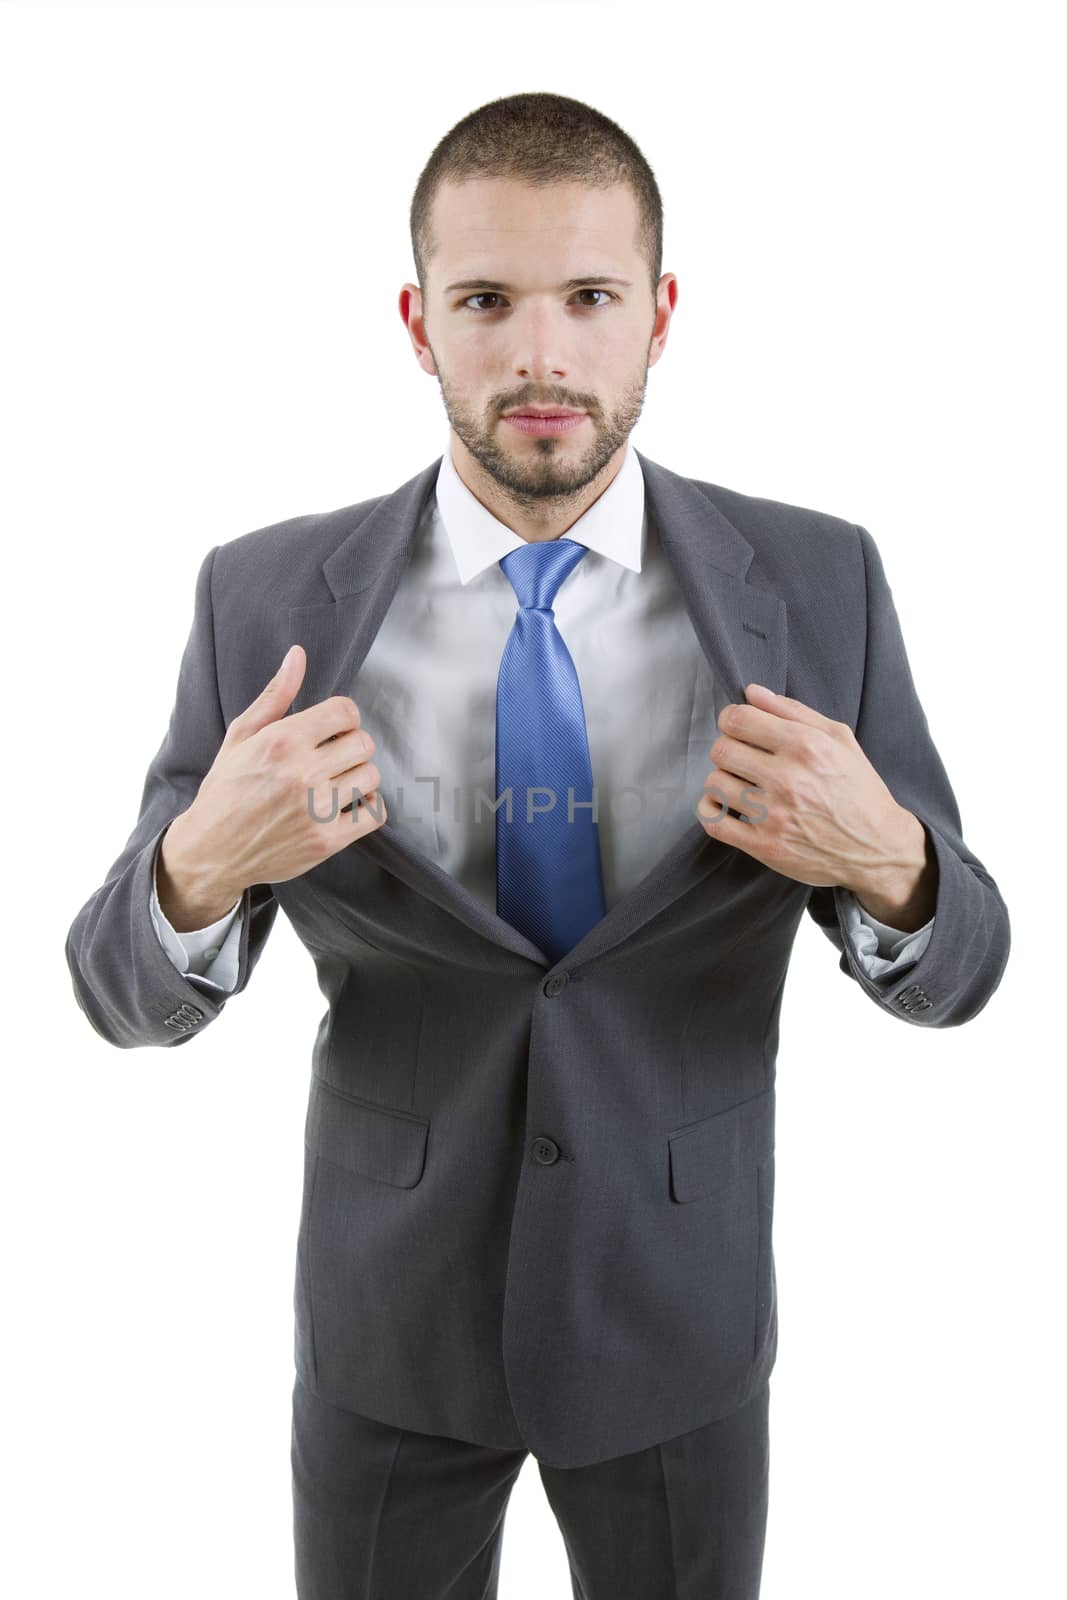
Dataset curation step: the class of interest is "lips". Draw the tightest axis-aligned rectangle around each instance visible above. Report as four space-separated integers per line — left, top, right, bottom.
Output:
505 410 584 419
503 411 588 436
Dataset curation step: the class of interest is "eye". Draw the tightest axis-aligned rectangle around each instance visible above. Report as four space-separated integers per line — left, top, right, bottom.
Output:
460 289 616 312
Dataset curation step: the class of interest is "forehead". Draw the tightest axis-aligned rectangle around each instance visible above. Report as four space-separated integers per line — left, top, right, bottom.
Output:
429 177 640 267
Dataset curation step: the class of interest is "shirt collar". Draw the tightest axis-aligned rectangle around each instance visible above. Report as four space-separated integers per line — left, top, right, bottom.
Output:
434 431 645 585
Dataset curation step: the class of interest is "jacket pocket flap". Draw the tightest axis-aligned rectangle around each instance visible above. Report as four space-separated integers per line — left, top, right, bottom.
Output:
668 1087 774 1203
305 1076 429 1189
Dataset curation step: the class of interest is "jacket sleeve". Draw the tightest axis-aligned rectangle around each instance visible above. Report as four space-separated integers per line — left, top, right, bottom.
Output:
805 522 1010 1027
64 544 279 1048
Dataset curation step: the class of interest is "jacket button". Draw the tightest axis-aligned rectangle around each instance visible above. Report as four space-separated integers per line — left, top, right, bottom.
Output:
543 973 569 997
531 1137 560 1164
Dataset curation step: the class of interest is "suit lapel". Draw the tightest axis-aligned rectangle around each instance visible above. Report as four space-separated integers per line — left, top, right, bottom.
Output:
285 449 788 970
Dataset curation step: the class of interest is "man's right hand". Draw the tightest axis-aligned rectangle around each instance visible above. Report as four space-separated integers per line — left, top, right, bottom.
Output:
157 644 387 930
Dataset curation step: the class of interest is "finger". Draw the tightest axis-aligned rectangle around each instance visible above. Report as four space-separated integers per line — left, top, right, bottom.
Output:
225 644 307 744
296 694 365 745
695 793 763 854
312 727 376 784
706 733 771 787
696 769 767 825
318 773 388 843
743 683 837 729
309 753 381 808
716 693 824 754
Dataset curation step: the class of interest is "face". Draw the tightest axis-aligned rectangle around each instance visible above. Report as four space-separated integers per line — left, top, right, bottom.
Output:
399 177 676 508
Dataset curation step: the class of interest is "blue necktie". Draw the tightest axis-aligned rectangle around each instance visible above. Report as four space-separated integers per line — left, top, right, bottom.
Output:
495 537 607 961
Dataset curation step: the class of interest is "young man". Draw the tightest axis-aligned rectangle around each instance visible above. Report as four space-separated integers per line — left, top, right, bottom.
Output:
66 92 1010 1599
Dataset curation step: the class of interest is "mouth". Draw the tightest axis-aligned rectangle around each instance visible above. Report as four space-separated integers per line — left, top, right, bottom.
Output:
502 409 588 437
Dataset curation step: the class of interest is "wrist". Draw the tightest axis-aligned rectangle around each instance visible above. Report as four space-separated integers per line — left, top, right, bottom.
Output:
157 812 243 932
848 809 938 931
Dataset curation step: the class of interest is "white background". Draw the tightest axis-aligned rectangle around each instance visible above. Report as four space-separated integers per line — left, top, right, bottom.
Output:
3 1 1062 1595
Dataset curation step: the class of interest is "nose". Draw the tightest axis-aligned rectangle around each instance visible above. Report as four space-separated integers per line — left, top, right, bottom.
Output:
510 304 571 386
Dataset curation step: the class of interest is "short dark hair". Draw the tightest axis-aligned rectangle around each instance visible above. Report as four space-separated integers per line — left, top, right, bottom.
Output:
409 92 663 306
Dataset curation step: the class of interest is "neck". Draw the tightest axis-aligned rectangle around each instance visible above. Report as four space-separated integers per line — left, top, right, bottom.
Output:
449 432 626 543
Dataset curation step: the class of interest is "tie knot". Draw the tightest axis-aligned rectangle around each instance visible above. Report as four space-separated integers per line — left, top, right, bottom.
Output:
499 537 588 611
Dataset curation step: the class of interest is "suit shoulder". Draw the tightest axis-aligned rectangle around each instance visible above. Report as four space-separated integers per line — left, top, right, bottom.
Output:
686 475 872 605
690 475 863 552
209 491 388 596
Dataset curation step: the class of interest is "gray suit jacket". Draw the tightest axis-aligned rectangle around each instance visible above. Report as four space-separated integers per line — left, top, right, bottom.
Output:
65 450 1010 1468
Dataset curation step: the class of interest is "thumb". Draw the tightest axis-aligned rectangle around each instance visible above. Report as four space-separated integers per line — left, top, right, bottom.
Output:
226 643 306 743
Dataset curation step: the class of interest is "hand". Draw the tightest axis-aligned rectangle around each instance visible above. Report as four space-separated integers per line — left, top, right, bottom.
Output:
695 683 930 909
162 644 388 905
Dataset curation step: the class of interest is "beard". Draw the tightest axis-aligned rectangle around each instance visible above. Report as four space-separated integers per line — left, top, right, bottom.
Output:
431 358 650 515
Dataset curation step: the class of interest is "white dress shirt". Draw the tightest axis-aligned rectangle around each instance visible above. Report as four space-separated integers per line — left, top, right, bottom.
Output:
150 437 934 991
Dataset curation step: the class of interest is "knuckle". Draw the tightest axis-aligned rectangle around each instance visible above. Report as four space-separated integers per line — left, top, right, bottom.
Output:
796 733 820 765
260 725 289 761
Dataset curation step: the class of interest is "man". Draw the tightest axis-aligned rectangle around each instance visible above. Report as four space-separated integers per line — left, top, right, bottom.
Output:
65 91 1010 1599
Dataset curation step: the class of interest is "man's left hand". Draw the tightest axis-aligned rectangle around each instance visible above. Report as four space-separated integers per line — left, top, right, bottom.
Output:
696 683 937 928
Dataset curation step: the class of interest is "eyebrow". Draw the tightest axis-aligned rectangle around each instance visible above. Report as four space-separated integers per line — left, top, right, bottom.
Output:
444 275 634 295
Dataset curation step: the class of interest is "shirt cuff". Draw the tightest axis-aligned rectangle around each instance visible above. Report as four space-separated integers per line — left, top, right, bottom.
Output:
838 888 934 979
150 843 243 989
